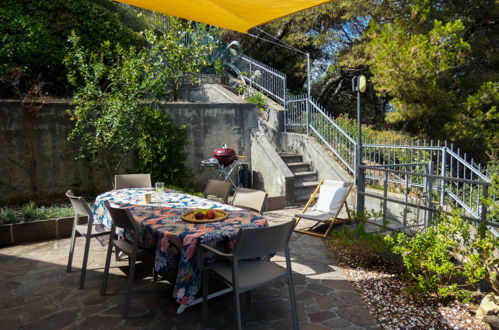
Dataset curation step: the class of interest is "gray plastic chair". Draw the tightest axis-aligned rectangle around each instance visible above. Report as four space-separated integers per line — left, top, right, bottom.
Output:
66 190 109 289
231 188 268 214
101 200 147 319
203 179 231 203
114 173 152 190
201 220 299 330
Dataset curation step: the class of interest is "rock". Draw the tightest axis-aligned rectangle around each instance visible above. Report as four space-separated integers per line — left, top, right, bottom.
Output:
478 293 499 317
483 315 499 330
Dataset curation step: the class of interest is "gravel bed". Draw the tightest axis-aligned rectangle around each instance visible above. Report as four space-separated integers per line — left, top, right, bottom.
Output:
328 241 491 330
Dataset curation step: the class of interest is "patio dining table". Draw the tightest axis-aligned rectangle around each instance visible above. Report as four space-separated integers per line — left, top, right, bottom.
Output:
92 188 269 312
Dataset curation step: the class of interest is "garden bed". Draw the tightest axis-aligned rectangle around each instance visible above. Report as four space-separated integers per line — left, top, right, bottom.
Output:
328 235 491 329
0 202 77 247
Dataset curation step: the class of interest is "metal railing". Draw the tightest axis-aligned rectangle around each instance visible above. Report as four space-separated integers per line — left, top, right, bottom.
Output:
235 55 287 105
358 164 494 231
235 54 494 223
308 98 356 174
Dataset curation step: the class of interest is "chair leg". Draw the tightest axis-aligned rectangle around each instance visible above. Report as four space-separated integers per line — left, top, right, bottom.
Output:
101 240 114 296
66 228 77 273
123 250 137 319
153 267 158 282
323 217 337 238
287 275 299 330
202 270 209 328
233 289 243 330
79 234 92 289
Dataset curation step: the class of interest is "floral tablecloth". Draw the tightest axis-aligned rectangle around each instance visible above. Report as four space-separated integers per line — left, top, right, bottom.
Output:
93 188 268 306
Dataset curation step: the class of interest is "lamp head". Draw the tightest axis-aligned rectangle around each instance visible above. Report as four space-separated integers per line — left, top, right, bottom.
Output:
352 75 367 93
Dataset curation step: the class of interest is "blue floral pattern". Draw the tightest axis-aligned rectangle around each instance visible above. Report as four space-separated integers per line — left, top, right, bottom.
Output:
93 188 268 306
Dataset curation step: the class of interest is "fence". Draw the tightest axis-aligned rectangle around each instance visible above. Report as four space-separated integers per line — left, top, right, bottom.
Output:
358 164 494 232
235 55 287 105
235 54 494 224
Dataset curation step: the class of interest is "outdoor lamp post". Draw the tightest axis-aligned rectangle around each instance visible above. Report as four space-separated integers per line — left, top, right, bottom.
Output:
352 75 367 212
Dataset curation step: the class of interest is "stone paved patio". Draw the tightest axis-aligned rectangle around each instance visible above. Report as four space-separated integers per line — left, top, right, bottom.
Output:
0 207 379 329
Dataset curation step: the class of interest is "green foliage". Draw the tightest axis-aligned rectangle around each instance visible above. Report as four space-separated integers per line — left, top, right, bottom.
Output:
65 22 216 185
0 208 17 225
335 114 413 143
246 92 268 112
136 109 188 187
0 0 141 97
384 211 499 299
330 208 389 253
166 185 203 198
20 201 38 219
451 82 499 161
1 203 73 224
358 19 470 136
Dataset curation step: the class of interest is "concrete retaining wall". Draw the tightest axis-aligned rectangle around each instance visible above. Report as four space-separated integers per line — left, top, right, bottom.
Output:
165 102 258 190
0 99 111 204
250 130 294 204
0 86 259 203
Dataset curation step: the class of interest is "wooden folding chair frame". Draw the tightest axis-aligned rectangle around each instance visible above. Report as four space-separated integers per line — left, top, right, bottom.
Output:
293 179 353 238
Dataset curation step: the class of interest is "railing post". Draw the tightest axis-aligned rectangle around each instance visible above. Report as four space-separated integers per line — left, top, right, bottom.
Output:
283 76 287 133
249 62 253 90
440 145 446 205
481 185 489 223
403 165 409 226
426 161 434 226
383 170 388 223
306 98 310 135
357 165 365 213
306 53 311 136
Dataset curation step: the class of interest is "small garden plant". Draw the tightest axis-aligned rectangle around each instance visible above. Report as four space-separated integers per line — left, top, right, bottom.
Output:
0 202 73 225
330 199 498 302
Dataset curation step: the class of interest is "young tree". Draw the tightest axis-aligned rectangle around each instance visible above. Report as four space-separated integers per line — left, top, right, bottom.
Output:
65 21 217 185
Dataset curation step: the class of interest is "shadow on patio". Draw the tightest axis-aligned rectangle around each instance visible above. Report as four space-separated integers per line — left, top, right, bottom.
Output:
0 208 379 330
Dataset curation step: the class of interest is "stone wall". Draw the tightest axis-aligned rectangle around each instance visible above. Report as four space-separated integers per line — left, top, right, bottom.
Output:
0 91 258 204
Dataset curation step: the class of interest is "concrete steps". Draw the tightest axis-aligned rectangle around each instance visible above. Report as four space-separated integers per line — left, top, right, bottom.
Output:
279 152 319 204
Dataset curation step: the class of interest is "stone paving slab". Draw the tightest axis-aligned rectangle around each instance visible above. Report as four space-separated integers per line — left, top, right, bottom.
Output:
0 207 379 329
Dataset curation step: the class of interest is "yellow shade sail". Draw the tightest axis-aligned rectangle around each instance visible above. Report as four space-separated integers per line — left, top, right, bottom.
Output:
115 0 333 33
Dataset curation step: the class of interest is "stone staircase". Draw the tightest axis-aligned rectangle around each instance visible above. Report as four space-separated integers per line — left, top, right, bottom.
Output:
279 153 319 204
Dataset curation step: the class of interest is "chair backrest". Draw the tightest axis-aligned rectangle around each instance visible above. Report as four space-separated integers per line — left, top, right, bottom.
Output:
233 220 296 259
313 181 352 213
66 190 92 218
203 179 231 203
103 200 139 232
114 174 152 190
231 188 267 214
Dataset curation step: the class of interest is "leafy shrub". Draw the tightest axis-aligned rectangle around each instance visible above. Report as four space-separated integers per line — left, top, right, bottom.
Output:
0 208 17 225
65 22 216 185
330 209 388 252
335 114 414 144
20 201 38 219
384 211 498 300
136 108 188 187
1 203 74 224
246 92 268 112
0 0 142 97
33 205 73 220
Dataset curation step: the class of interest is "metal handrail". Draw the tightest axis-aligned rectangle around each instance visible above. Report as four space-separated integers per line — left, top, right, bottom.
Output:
360 165 491 186
235 53 493 223
308 98 356 145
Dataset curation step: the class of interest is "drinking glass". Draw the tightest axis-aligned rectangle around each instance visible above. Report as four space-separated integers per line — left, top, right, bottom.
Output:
155 182 165 202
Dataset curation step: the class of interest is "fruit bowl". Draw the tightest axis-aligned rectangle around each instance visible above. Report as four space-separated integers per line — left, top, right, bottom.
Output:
181 209 228 223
